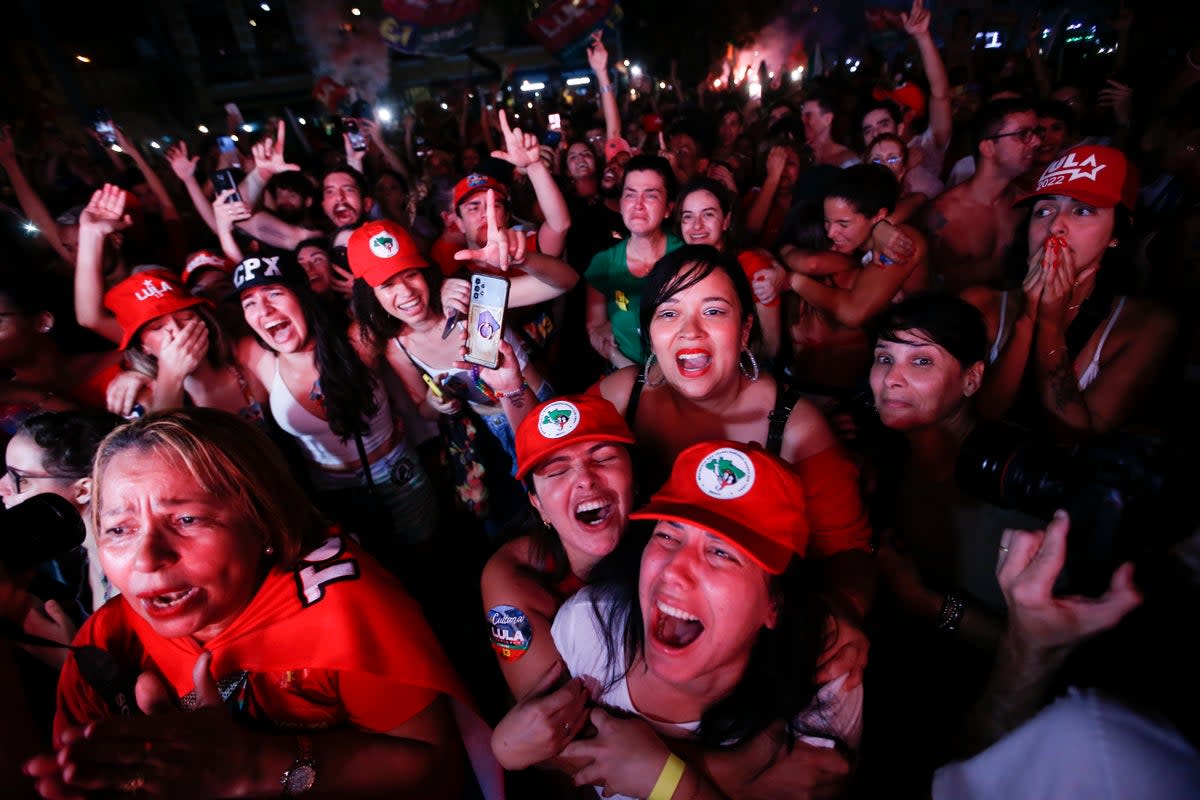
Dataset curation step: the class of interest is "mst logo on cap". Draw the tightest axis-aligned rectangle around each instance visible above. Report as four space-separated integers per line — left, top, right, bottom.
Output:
232 255 282 288
695 446 757 500
537 400 581 439
369 231 399 259
1036 150 1107 193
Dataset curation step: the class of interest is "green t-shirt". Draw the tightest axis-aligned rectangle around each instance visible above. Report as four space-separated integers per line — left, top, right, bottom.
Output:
584 234 684 364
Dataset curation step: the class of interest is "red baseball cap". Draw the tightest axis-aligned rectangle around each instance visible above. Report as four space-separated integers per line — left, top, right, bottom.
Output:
630 440 809 574
346 220 428 288
605 136 634 162
515 395 635 480
1016 145 1139 210
103 269 208 350
453 173 509 210
181 249 231 286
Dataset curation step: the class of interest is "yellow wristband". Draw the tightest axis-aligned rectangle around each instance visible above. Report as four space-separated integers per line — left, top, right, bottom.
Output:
648 753 686 800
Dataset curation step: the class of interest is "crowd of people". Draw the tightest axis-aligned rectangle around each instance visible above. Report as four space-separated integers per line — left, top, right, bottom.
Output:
2 4 1199 798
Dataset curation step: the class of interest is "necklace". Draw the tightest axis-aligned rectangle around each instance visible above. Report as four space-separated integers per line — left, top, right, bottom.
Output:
309 378 325 408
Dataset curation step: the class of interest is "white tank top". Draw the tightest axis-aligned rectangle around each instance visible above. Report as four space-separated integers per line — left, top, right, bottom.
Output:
269 362 393 470
1078 297 1127 392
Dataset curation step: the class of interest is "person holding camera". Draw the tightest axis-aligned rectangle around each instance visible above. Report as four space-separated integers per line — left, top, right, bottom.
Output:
859 292 1045 795
933 511 1200 798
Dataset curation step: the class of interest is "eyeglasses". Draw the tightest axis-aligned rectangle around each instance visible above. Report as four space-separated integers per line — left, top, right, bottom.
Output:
4 466 64 494
871 155 904 166
986 127 1038 144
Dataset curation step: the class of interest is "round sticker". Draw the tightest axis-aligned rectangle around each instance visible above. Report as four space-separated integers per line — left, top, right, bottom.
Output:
537 400 580 439
695 447 756 500
369 232 399 259
487 605 532 663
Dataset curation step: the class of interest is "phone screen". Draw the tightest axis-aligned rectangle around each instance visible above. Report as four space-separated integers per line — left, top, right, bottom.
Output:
465 273 510 369
343 118 368 152
94 119 117 147
548 113 561 131
541 129 562 148
212 169 242 203
217 136 236 153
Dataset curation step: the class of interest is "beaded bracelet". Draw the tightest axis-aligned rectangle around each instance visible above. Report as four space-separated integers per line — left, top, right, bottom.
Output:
936 593 965 634
499 381 530 401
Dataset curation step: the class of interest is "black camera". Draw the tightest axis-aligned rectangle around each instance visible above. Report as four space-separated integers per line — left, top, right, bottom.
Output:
0 493 85 574
956 421 1186 597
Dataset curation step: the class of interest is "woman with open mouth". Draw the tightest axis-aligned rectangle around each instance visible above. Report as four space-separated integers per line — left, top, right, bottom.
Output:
231 248 437 564
24 408 500 800
592 245 874 698
493 440 862 799
675 176 787 364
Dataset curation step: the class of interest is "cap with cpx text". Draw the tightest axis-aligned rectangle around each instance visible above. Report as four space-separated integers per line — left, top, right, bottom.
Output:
453 173 509 210
181 250 231 286
1016 145 1139 211
231 250 306 295
630 440 809 574
346 220 428 287
515 394 635 480
103 269 209 350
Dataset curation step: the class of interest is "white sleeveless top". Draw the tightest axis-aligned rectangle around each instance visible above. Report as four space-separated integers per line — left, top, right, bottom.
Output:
269 362 393 470
1078 297 1127 391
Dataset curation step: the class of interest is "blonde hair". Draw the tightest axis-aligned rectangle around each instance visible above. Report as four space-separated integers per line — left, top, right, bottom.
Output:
92 408 323 567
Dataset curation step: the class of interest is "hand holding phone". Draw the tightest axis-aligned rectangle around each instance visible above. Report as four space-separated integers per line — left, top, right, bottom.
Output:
92 107 117 147
211 168 242 203
465 272 510 369
343 118 368 152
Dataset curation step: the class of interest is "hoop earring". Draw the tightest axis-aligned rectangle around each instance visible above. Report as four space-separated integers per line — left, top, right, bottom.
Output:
739 349 760 382
642 354 665 387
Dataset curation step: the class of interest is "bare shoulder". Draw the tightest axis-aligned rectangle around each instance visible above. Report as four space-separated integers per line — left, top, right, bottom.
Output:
596 366 639 415
1119 297 1178 343
780 395 838 463
235 336 274 381
480 535 558 620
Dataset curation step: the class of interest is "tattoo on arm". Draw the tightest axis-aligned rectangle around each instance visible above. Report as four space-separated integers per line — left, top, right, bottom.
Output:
928 208 949 234
509 393 526 409
1047 358 1077 412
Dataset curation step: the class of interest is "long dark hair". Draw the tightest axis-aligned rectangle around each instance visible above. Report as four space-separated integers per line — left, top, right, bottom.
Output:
256 282 379 440
639 244 761 354
351 269 445 347
586 527 831 748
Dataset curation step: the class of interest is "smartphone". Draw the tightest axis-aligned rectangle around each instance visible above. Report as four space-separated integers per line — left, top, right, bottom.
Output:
421 372 445 400
343 117 368 152
92 108 117 147
547 113 561 131
541 129 563 148
465 273 510 369
217 135 236 153
212 168 242 203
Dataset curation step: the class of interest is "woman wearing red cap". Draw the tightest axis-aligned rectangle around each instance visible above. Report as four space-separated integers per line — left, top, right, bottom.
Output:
967 145 1176 433
348 218 559 475
595 244 874 690
72 185 268 421
493 441 861 799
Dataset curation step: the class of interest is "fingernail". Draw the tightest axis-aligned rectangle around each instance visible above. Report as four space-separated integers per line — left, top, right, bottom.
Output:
1054 509 1068 519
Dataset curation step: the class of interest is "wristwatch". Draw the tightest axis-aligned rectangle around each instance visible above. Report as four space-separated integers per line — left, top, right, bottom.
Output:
281 735 317 796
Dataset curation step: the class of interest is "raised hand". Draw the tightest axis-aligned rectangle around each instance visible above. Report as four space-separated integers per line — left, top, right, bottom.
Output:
491 109 542 172
586 30 609 76
901 0 931 37
1096 80 1133 126
453 189 526 269
252 120 297 177
80 184 131 236
997 511 1142 654
165 141 199 180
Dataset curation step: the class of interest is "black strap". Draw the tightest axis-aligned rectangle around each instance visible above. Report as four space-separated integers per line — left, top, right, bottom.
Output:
767 380 804 456
353 432 376 491
625 370 646 428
